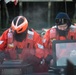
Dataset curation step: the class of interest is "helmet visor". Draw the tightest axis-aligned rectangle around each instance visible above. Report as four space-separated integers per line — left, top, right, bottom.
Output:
55 19 68 25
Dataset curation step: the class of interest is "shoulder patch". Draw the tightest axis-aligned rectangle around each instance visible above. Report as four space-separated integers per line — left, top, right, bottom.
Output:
52 25 57 28
27 30 34 39
70 27 75 32
42 39 46 43
28 30 34 35
50 28 56 33
0 41 4 45
37 43 44 49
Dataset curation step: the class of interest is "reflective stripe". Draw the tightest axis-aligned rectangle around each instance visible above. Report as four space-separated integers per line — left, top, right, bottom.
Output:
52 25 57 28
37 43 44 49
28 30 34 35
0 41 4 44
42 39 46 43
27 30 34 40
70 25 76 28
50 29 55 33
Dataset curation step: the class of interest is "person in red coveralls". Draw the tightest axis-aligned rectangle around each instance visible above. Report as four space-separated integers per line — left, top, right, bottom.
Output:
0 16 48 73
42 12 76 66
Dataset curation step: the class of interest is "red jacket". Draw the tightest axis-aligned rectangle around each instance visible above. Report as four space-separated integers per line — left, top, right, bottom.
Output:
0 28 45 60
43 25 76 55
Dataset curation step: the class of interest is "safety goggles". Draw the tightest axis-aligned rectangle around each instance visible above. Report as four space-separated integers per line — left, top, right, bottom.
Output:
55 19 68 25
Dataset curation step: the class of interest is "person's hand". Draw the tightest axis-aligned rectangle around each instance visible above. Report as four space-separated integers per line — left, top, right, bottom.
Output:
45 55 53 65
50 59 53 66
0 51 5 63
24 55 41 65
40 58 45 65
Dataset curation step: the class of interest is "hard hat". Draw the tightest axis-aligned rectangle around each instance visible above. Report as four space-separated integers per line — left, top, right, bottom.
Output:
11 16 28 33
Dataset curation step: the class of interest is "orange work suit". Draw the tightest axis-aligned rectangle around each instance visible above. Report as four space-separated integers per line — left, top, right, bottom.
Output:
0 28 49 73
43 26 76 55
0 28 45 59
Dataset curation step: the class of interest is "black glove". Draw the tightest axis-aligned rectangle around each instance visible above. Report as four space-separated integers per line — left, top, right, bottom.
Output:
25 55 41 65
0 51 5 63
45 55 53 64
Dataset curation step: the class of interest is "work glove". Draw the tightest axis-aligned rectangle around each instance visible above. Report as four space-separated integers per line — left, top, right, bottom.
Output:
45 55 53 65
0 51 5 63
24 55 41 65
40 58 45 65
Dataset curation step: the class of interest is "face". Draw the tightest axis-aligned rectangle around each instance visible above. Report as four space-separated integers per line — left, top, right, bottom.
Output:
58 24 68 30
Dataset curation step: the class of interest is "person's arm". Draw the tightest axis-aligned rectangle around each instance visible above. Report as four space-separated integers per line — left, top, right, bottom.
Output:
33 30 44 59
0 29 8 62
42 28 55 65
33 29 53 65
42 29 50 48
0 29 8 50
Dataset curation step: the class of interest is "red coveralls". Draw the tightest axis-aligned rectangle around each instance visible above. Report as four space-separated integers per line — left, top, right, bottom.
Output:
0 28 48 72
43 26 76 56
